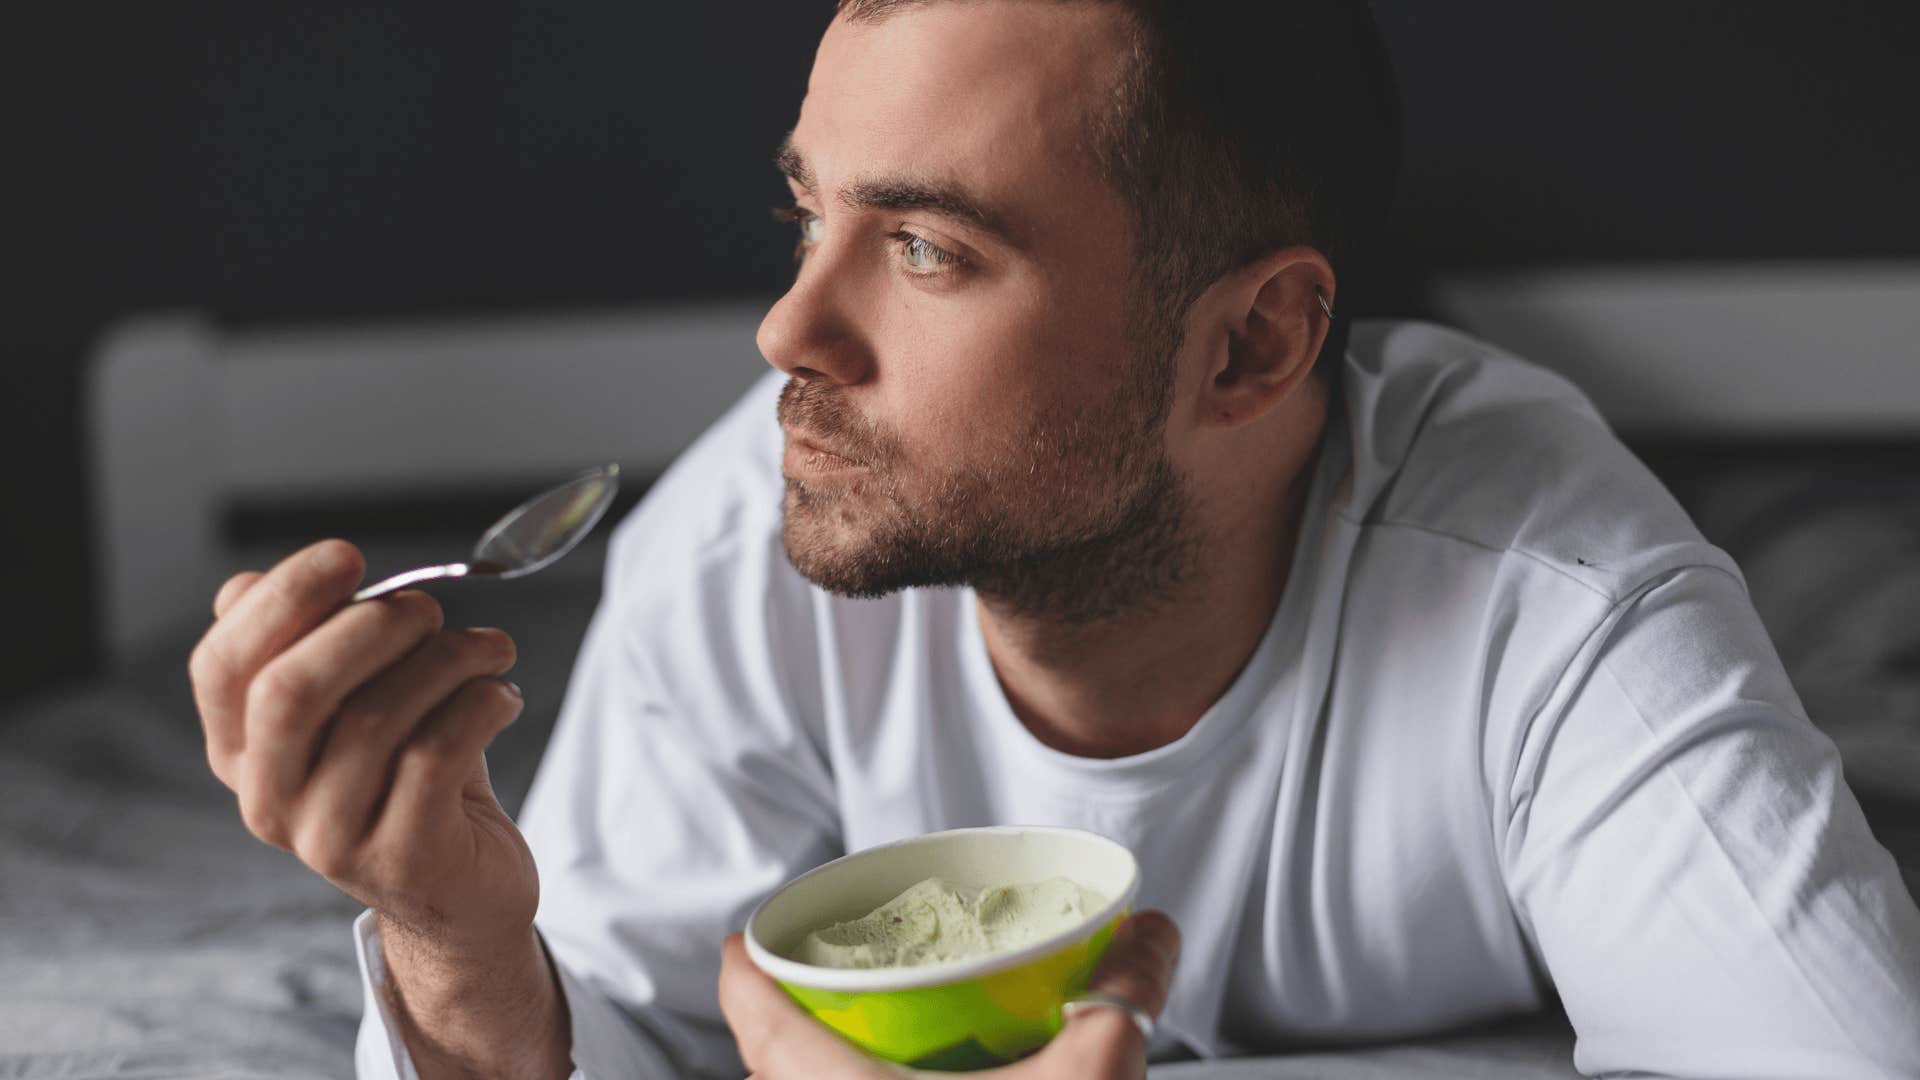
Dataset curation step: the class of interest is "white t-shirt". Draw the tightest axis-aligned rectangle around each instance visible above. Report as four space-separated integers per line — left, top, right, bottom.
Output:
354 320 1920 1079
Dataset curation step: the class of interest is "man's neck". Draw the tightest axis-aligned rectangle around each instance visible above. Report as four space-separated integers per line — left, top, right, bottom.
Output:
975 426 1325 760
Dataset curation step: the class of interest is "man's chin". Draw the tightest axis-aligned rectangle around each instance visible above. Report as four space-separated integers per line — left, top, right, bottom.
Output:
780 494 961 600
781 496 893 598
781 531 911 599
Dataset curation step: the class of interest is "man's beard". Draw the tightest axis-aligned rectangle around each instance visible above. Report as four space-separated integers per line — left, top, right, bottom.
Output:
776 357 1202 625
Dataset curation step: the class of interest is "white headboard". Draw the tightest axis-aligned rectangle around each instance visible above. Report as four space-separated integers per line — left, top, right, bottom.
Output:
87 262 1920 663
1424 261 1920 438
87 301 773 663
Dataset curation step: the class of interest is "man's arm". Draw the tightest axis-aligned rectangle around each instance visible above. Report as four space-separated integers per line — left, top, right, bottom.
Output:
1503 564 1920 1078
186 541 577 1080
364 917 570 1078
357 907 704 1079
353 521 843 1078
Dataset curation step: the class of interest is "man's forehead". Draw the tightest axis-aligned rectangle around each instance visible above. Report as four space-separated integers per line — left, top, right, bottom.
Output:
789 2 1132 223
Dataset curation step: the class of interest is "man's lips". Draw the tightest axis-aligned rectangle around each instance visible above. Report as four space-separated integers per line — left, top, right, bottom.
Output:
783 428 867 474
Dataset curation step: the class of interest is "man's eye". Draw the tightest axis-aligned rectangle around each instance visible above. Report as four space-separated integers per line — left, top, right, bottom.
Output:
771 206 825 254
891 232 958 273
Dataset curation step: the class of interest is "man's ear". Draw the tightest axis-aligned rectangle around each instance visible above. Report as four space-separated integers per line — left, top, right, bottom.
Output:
1194 246 1335 428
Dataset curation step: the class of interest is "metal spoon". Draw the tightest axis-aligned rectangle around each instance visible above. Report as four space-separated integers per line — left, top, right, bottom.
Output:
351 464 622 603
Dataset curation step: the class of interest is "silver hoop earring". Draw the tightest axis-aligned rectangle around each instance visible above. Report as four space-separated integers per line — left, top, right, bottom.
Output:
1316 288 1336 321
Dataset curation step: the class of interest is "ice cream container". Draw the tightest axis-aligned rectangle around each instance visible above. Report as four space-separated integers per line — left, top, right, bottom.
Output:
744 825 1140 1070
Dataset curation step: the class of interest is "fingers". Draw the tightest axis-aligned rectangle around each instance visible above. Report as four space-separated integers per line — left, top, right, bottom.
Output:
1024 911 1181 1079
189 542 547 963
719 934 901 1080
190 540 365 771
300 626 518 850
214 571 264 618
368 675 525 853
236 590 447 837
1083 910 1181 1021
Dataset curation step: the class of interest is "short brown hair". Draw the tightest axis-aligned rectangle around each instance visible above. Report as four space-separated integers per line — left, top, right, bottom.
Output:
836 0 1401 375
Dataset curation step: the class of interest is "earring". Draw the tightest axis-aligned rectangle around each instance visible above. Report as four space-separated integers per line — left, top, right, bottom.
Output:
1316 288 1336 321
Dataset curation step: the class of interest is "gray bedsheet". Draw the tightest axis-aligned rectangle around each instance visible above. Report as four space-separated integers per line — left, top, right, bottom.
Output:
0 558 600 1079
5 453 1916 1077
2 679 363 1079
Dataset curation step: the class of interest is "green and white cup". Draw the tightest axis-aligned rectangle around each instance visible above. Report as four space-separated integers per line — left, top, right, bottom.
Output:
745 826 1141 1071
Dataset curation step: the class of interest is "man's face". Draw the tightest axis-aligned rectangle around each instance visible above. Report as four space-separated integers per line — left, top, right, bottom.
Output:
760 1 1196 614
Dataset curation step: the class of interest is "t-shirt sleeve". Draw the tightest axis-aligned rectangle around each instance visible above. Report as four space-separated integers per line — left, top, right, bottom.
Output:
353 506 842 1078
1502 564 1920 1078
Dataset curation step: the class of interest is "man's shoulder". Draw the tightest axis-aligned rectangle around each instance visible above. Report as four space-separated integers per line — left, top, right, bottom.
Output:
1337 319 1734 603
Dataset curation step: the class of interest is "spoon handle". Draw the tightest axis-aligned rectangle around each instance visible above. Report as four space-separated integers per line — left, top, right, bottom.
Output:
352 562 486 603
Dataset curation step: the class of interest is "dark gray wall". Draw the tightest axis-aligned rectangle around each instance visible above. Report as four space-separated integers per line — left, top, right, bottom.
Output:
11 2 1920 706
1383 4 1920 264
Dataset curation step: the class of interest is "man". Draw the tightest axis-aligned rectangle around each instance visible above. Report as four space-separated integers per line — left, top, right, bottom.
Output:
188 2 1920 1077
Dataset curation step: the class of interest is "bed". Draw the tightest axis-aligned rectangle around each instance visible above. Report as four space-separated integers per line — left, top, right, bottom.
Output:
5 264 1916 1077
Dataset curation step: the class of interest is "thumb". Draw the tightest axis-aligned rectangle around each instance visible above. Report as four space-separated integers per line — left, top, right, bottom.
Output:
461 744 509 811
1029 911 1180 1076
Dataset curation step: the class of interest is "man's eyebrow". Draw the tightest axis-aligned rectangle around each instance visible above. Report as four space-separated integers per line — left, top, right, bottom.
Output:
839 179 1017 243
775 137 815 191
775 136 1019 245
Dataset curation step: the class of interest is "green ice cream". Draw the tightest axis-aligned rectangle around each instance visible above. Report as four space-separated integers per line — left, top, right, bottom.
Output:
793 876 1108 970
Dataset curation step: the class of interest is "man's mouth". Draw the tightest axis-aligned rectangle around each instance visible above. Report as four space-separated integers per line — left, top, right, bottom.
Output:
783 428 868 477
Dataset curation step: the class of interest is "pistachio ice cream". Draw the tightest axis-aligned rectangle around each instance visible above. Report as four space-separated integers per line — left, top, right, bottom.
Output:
793 876 1108 970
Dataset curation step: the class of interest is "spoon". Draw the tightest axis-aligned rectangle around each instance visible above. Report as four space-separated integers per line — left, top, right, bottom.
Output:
350 464 622 603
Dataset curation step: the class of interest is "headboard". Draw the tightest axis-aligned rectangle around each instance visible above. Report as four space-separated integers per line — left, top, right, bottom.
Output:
1423 261 1920 439
87 301 772 663
87 263 1920 663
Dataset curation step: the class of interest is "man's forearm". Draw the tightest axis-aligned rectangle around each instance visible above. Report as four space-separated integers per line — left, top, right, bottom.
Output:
378 914 573 1080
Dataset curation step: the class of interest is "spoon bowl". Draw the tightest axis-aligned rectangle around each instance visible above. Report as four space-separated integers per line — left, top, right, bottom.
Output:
351 464 621 603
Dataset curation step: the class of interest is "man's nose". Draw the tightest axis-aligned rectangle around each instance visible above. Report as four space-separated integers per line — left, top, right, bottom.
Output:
756 261 874 387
